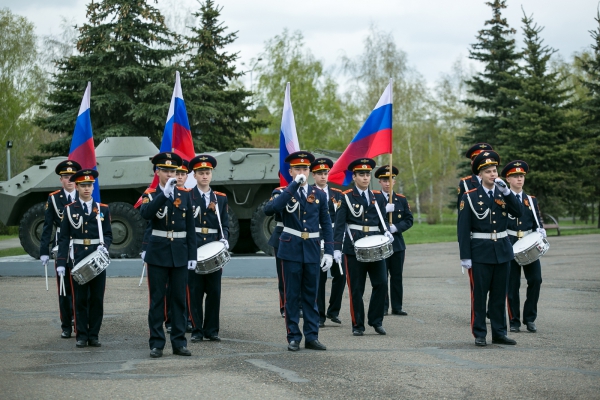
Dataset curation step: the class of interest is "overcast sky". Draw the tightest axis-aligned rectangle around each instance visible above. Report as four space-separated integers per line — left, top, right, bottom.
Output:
2 0 597 88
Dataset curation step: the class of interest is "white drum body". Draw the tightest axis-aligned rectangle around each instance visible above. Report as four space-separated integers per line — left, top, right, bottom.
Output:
512 231 549 266
196 241 230 274
71 250 110 285
354 235 393 262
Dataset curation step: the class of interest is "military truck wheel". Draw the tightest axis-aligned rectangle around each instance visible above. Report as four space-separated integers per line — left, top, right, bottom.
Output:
108 202 145 258
227 208 240 251
19 202 47 259
250 199 276 256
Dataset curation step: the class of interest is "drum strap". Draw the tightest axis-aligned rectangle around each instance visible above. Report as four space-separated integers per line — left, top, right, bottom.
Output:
373 200 389 233
462 180 469 194
96 210 105 245
527 194 541 229
214 195 225 240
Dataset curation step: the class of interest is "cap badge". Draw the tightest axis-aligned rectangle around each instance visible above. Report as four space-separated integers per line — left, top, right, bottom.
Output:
479 144 487 148
514 162 522 166
199 156 208 160
300 159 305 163
361 159 369 163
66 167 72 172
516 168 521 172
298 153 307 158
483 152 490 156
166 153 171 159
362 164 367 169
66 161 73 165
201 162 207 167
165 160 172 165
85 176 90 180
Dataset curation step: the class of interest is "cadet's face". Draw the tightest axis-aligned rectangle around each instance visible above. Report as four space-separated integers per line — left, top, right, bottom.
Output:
175 171 188 187
60 175 76 191
312 170 328 187
353 171 371 190
157 168 176 186
194 169 212 187
289 166 309 185
479 166 498 188
76 183 93 200
506 174 525 191
379 178 395 193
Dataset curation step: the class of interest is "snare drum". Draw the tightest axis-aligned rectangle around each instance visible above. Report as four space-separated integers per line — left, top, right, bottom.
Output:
512 231 549 266
354 235 393 262
71 250 111 285
51 245 59 260
196 241 230 274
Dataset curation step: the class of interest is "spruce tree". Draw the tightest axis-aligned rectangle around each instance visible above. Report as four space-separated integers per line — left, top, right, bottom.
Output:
182 0 266 152
35 0 181 159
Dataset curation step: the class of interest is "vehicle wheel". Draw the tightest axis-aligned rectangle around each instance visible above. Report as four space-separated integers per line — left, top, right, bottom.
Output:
231 219 259 254
108 202 146 258
227 207 240 251
250 199 276 256
19 202 47 259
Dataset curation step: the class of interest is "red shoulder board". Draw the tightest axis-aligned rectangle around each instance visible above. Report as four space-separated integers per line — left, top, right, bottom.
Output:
342 189 353 194
98 203 108 207
144 188 156 194
372 190 381 194
49 189 60 196
395 193 406 198
461 175 471 180
178 187 191 192
466 188 477 194
529 195 536 198
214 191 226 197
330 187 343 193
275 186 285 190
65 202 76 206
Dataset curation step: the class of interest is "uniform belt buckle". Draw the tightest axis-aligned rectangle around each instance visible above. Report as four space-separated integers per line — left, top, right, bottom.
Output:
166 231 174 241
301 232 309 240
201 227 209 234
517 230 523 239
491 232 497 241
362 226 369 233
83 239 91 245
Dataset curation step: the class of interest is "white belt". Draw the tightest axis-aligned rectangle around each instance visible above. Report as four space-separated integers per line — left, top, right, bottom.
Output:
282 227 320 239
276 222 284 227
507 229 532 238
318 223 336 228
471 231 508 240
348 224 380 233
152 230 187 239
72 239 100 245
195 227 218 234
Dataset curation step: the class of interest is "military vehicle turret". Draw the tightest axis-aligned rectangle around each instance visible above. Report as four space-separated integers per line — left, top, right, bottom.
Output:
0 137 339 258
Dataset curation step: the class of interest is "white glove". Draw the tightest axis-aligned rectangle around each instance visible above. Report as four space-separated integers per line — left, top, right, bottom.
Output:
163 178 177 198
461 259 472 269
389 225 398 234
187 260 197 271
385 203 395 213
384 231 394 243
40 255 49 265
97 245 109 255
494 178 510 196
536 228 547 238
333 250 342 265
294 174 306 184
56 266 65 276
141 251 146 261
219 238 229 250
321 254 333 272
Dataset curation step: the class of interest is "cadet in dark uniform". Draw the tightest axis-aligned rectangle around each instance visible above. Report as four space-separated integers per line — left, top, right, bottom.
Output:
502 160 546 333
333 158 393 336
267 187 286 318
188 155 229 342
310 157 346 327
57 169 112 348
140 152 197 358
456 143 494 210
374 165 414 316
264 151 333 351
457 150 522 346
39 160 81 339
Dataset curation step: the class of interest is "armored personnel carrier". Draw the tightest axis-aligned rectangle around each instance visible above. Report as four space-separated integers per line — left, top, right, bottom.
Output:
0 137 339 258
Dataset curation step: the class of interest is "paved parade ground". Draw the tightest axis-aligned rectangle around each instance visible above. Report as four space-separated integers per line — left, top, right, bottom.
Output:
0 235 598 399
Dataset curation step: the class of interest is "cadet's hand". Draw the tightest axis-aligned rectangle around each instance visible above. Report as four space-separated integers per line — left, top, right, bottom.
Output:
460 259 472 269
56 266 65 277
141 251 146 261
536 228 547 238
494 178 510 196
40 255 49 266
384 231 394 243
219 238 229 250
294 174 306 184
97 245 109 255
333 250 342 265
385 203 395 213
163 178 177 198
321 254 333 272
389 225 398 234
187 260 197 271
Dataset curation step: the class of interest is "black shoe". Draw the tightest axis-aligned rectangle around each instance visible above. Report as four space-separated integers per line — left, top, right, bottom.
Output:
305 340 326 350
392 309 408 316
166 326 172 334
510 325 520 333
281 311 285 318
526 322 537 333
319 321 325 328
374 326 387 335
88 339 101 347
191 335 203 343
205 335 221 342
352 329 364 336
76 340 87 348
173 346 192 356
492 335 517 345
71 319 74 327
61 330 71 339
383 310 389 316
150 348 163 358
186 323 193 333
288 340 300 351
299 309 303 319
475 337 487 346
327 314 342 324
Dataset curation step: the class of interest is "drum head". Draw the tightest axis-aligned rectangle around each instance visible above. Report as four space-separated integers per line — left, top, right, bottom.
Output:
355 235 389 248
197 241 225 260
513 231 542 252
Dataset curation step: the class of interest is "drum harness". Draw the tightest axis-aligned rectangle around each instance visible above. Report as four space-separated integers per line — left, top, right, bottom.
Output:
343 191 389 246
193 191 225 239
507 194 539 239
66 203 106 262
464 189 509 241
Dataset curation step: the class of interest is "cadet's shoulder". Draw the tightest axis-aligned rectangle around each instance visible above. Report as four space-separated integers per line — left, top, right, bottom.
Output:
178 187 192 192
144 188 156 194
395 193 406 198
342 189 353 195
529 194 536 198
466 188 477 194
98 202 109 207
330 187 343 193
460 175 472 181
49 189 61 196
214 191 226 197
64 202 76 208
372 190 381 194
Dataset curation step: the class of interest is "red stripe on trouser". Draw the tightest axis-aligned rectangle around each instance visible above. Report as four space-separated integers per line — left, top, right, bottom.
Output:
69 273 77 334
506 295 513 321
187 284 195 327
344 255 357 327
56 273 63 324
468 268 475 338
281 259 289 335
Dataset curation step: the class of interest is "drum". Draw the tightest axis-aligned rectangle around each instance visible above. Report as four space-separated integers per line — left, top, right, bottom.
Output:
512 231 550 266
354 235 393 262
51 246 59 260
196 241 230 274
71 250 111 285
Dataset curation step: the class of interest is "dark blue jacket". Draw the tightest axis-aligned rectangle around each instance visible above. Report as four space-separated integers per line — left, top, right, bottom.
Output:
40 189 79 256
457 185 523 264
333 187 390 256
374 191 413 252
190 187 229 246
457 174 480 210
507 192 543 245
266 187 284 249
57 201 113 267
140 186 197 267
263 181 333 263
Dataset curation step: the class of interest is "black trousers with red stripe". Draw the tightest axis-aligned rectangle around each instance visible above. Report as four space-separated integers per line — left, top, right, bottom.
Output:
317 260 346 322
57 263 73 332
384 250 405 312
275 255 285 314
147 264 188 350
282 259 320 343
507 259 542 326
344 254 387 332
468 261 509 339
71 270 105 342
188 268 222 338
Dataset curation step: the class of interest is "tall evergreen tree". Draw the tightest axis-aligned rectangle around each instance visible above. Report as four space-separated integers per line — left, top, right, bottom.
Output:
35 0 181 159
182 0 266 152
462 0 521 152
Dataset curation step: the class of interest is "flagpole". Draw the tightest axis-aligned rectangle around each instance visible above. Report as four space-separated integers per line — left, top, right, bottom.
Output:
388 78 393 224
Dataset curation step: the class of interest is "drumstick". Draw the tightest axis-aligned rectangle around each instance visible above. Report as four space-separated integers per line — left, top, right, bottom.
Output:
139 262 146 286
338 261 343 275
44 260 49 291
59 274 65 296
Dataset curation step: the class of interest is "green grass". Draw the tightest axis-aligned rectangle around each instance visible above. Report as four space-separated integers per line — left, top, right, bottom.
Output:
558 228 600 236
0 247 27 257
403 223 457 245
0 234 18 241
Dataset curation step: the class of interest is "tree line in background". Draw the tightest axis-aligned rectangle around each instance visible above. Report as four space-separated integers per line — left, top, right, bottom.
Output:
0 0 598 225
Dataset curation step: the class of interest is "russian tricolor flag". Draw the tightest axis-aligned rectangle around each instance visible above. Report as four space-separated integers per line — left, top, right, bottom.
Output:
279 82 300 186
69 82 100 202
328 82 393 186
